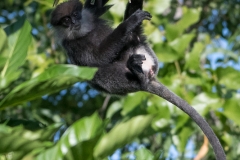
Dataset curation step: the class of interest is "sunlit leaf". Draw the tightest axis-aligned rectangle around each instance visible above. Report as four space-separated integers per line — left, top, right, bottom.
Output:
216 67 240 90
0 28 7 51
0 20 31 89
154 43 180 63
166 7 201 41
94 115 155 158
172 114 189 133
0 123 61 160
165 24 181 42
135 147 154 160
169 33 195 54
185 42 204 71
106 101 122 119
0 65 97 109
146 0 171 15
177 7 201 33
35 113 104 160
148 100 171 130
121 92 148 116
191 93 221 116
223 97 240 126
178 127 192 152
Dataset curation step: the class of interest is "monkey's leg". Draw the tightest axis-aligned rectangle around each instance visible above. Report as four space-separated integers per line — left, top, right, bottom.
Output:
97 9 151 62
124 0 146 48
124 0 143 20
90 63 141 95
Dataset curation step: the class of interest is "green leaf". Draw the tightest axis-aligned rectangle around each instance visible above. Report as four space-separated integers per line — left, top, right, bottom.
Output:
145 23 163 43
177 7 201 33
216 67 240 90
0 65 97 109
165 24 181 42
147 100 171 130
121 92 148 116
1 119 46 131
0 56 7 68
0 20 32 89
185 42 204 71
172 114 189 133
135 147 154 160
94 115 155 158
154 43 180 63
24 0 52 7
106 101 122 119
191 93 221 116
169 33 195 54
0 123 61 160
146 0 171 15
154 33 196 67
223 98 240 126
178 127 192 152
35 113 104 160
0 28 7 51
166 7 201 41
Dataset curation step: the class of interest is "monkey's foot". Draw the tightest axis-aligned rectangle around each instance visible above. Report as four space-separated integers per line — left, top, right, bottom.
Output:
133 9 152 21
127 54 146 74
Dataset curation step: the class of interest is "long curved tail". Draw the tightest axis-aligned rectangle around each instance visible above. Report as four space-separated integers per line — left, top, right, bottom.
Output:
146 80 226 160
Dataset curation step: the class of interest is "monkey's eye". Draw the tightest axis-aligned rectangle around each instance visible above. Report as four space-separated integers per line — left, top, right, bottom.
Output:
72 11 81 19
61 16 72 27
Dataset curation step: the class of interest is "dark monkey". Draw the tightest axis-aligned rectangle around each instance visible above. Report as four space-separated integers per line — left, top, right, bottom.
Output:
50 0 225 159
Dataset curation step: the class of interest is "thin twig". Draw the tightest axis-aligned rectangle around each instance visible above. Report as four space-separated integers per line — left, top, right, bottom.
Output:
99 95 111 118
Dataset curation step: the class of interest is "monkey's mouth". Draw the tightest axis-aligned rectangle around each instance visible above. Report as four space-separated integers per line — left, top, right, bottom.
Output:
70 25 81 31
74 25 81 30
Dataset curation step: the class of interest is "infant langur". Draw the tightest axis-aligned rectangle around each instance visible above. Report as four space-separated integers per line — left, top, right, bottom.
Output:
50 0 225 159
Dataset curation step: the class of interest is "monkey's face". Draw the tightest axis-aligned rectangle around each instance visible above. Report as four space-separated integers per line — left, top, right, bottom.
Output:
51 0 94 41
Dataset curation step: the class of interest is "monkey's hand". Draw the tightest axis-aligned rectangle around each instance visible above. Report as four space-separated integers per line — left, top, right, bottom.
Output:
127 54 145 74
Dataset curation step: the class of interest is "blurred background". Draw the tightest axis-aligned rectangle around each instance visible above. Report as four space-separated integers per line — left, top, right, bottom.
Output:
0 0 240 159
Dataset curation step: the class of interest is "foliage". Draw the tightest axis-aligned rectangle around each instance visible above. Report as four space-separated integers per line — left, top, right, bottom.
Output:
0 0 240 159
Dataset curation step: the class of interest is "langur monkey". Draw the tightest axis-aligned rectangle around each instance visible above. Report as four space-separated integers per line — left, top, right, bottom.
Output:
51 0 225 159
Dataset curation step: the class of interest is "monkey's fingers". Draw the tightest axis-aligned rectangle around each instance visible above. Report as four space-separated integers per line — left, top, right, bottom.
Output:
143 11 152 21
134 65 144 74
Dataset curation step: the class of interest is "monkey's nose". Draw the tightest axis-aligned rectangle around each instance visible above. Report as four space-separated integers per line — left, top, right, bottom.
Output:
72 19 76 24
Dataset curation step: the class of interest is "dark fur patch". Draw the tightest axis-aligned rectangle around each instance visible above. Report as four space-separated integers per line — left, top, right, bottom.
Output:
51 0 83 26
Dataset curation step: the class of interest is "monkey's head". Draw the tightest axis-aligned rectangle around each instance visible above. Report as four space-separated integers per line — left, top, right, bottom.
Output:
51 0 95 41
